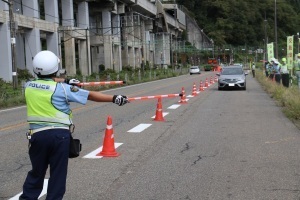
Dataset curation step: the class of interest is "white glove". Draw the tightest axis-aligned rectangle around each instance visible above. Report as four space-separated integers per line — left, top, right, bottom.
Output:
65 78 80 85
113 95 129 106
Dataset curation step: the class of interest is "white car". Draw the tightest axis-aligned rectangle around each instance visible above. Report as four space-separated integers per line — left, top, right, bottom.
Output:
189 66 201 75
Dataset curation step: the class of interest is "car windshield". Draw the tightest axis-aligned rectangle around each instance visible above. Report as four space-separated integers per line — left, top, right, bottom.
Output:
233 63 243 66
191 66 198 69
222 68 243 75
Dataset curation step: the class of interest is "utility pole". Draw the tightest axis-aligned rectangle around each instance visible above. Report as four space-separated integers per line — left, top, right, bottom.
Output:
274 0 278 59
112 35 115 71
170 33 173 69
85 28 89 75
141 45 144 73
297 32 299 54
174 5 177 68
2 0 18 89
264 14 268 62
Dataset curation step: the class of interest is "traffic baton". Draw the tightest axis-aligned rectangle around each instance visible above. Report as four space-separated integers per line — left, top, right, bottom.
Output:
128 93 183 101
77 80 126 86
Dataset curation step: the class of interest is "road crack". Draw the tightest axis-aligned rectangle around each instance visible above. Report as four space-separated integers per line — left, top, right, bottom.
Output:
191 151 219 166
180 142 191 153
191 155 202 166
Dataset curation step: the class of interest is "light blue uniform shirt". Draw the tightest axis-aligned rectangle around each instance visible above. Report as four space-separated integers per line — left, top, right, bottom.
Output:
273 64 280 74
28 80 89 130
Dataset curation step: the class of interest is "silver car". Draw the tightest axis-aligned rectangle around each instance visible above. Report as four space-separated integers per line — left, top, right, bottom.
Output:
232 63 244 68
217 66 248 90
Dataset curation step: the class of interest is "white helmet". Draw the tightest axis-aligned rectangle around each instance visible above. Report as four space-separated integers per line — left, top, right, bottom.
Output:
32 51 60 76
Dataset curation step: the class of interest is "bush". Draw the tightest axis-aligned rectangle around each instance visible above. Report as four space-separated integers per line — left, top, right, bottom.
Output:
256 70 300 122
99 64 105 72
17 68 33 81
0 78 6 88
103 68 115 74
122 66 133 72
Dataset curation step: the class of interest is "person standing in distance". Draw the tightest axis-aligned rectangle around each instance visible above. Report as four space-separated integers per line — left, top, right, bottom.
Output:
273 60 281 84
280 58 289 87
19 50 128 200
269 58 276 80
264 61 270 77
251 62 256 78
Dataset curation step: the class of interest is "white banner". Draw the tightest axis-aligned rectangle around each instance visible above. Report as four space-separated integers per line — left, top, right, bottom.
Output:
287 36 293 70
267 42 274 61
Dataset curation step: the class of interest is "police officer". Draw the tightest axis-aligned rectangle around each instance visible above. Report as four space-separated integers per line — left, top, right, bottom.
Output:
273 60 281 84
19 51 128 200
268 58 276 80
280 58 289 87
264 61 270 77
294 53 300 89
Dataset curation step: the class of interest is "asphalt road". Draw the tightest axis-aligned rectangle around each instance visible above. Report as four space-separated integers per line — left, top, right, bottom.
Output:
1 71 300 200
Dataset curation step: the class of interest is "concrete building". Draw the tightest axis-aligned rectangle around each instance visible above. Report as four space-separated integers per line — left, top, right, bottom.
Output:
0 0 213 82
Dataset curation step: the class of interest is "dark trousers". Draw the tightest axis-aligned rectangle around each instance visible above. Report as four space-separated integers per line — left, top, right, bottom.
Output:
275 74 281 84
20 129 70 200
252 70 255 77
281 73 289 87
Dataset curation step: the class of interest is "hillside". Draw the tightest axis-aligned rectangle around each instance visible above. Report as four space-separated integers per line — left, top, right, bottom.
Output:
177 0 300 49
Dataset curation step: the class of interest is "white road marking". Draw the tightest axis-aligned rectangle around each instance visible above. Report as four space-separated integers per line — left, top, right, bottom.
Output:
177 99 190 103
83 143 123 159
151 112 169 119
9 179 48 200
127 124 152 133
168 104 181 109
0 106 26 113
186 95 194 98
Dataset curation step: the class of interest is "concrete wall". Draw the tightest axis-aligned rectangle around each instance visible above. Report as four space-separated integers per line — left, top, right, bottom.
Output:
0 23 13 81
0 0 212 82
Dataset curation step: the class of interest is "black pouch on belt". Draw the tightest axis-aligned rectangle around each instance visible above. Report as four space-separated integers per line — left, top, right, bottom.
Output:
68 124 82 158
69 135 82 158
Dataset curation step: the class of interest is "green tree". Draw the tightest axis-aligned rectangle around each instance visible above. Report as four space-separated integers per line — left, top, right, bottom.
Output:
177 0 300 49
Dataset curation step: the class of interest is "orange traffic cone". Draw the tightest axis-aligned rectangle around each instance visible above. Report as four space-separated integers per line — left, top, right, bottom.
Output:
192 82 198 96
210 76 214 84
199 81 204 91
205 78 209 88
214 75 218 82
154 97 165 121
179 87 187 104
97 116 120 157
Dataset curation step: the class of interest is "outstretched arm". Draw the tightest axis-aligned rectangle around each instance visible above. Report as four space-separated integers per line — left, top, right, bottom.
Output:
88 91 113 102
88 91 128 106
